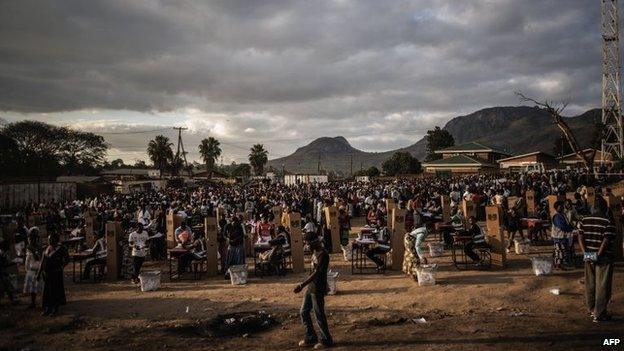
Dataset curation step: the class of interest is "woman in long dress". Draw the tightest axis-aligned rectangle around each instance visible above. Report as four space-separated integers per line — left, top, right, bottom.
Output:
23 228 42 309
224 215 246 278
38 233 69 316
402 230 419 280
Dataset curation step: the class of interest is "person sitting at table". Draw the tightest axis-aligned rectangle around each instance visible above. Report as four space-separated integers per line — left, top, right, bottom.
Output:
259 225 290 275
443 208 464 248
464 216 488 267
178 235 208 275
256 214 275 244
366 226 391 271
128 222 149 284
174 220 194 246
366 208 378 226
24 229 42 309
82 231 107 280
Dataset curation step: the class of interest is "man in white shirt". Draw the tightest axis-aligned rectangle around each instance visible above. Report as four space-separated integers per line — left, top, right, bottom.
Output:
128 222 149 284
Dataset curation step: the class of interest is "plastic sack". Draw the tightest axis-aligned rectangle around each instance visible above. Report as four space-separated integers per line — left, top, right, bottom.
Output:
416 264 438 286
514 238 531 255
139 271 161 292
531 256 553 276
228 265 248 285
327 270 339 295
428 242 444 257
341 244 354 262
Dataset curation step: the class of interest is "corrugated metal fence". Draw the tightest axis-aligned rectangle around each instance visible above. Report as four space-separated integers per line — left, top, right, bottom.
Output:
0 182 77 210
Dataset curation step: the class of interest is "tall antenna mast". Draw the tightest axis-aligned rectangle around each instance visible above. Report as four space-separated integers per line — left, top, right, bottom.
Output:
173 127 192 178
601 0 623 160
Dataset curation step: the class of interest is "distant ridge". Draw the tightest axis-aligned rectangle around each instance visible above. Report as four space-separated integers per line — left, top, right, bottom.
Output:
267 106 600 175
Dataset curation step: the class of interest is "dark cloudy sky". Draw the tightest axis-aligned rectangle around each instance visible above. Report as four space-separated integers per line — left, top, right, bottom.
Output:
0 0 607 163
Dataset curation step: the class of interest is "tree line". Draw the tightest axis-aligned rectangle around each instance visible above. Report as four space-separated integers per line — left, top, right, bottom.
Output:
0 119 454 180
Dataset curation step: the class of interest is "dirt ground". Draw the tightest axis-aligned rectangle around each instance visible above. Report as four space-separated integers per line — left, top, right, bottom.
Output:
1 218 623 351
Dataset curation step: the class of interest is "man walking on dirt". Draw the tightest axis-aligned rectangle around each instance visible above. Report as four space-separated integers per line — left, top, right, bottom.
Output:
294 232 333 349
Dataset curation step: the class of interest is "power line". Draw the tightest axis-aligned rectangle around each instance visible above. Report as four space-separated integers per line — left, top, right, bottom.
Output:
98 128 172 135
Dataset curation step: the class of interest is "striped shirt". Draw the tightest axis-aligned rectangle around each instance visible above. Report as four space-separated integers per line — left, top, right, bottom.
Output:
579 216 616 257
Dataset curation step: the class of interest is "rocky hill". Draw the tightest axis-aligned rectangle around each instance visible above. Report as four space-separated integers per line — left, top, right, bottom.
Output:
267 106 601 175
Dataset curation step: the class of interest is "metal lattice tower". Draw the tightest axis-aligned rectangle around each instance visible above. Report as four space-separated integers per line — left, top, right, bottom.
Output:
601 0 624 160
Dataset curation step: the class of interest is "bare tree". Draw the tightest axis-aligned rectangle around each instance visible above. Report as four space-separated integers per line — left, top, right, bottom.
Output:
515 92 596 172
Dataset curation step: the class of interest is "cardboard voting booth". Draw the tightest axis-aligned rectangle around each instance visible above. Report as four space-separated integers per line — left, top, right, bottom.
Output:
441 195 451 223
385 198 396 213
287 212 305 273
391 208 406 270
105 221 121 282
324 206 341 253
166 214 183 249
485 206 506 268
526 190 536 217
271 206 282 226
84 215 95 247
546 195 565 218
204 217 219 277
462 200 476 223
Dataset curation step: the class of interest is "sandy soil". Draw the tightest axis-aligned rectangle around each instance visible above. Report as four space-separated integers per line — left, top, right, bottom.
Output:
1 219 623 351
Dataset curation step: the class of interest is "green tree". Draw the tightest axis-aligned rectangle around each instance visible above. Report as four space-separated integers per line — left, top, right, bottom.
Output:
382 152 422 176
249 144 269 175
425 126 455 162
198 137 222 179
0 132 21 178
147 135 173 178
110 159 125 168
2 120 108 177
59 129 108 175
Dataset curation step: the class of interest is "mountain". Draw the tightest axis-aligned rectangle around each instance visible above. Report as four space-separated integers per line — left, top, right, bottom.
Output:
267 106 601 175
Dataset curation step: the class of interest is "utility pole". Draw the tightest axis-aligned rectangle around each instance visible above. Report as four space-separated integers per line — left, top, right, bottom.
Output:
317 154 321 174
350 154 353 176
601 0 624 159
173 127 192 178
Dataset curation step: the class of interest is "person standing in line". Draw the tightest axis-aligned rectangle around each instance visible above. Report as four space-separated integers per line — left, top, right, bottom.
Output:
294 231 333 349
38 233 69 316
578 197 616 323
128 222 149 284
224 215 246 278
23 229 42 309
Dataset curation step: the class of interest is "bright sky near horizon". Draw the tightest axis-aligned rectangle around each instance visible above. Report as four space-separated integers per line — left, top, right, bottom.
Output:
0 0 607 164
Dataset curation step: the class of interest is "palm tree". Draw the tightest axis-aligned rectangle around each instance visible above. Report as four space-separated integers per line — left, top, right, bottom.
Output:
248 144 268 176
198 137 222 179
147 135 173 178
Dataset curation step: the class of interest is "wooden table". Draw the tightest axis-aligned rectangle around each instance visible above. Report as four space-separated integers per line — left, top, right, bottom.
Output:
62 236 85 253
351 239 383 274
70 250 96 283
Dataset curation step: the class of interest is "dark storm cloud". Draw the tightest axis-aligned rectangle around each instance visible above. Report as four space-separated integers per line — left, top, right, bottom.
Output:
0 0 607 158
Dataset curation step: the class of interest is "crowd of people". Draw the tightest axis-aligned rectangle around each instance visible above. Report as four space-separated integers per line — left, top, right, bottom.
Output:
0 168 619 330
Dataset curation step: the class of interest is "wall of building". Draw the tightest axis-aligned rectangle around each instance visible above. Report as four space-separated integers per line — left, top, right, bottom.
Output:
0 182 77 210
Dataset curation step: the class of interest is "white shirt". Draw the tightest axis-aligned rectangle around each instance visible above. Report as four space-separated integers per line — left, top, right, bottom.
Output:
128 230 149 257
